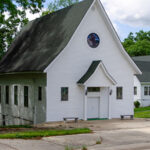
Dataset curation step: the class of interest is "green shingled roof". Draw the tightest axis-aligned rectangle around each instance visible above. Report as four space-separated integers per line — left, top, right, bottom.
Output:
77 61 101 84
132 56 150 82
0 0 93 73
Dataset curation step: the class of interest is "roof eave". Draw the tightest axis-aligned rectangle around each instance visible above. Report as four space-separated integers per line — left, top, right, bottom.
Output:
96 0 142 75
77 60 117 85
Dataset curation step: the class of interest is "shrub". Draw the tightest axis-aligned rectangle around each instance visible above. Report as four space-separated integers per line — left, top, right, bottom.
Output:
82 145 87 150
134 101 140 108
96 139 101 144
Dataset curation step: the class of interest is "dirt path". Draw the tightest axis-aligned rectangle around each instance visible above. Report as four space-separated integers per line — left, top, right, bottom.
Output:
1 119 150 150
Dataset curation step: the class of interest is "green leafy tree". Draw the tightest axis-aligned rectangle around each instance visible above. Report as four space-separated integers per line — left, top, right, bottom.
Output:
122 30 150 56
48 0 80 11
42 0 80 16
0 0 45 59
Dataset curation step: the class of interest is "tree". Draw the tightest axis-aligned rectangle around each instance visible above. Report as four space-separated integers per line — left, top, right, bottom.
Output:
0 0 45 59
122 30 150 56
42 0 80 16
48 0 80 11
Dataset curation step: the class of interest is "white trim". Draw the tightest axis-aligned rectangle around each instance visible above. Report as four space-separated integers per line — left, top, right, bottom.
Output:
99 62 117 85
108 87 111 119
98 96 100 118
84 86 88 120
83 61 117 86
95 0 141 75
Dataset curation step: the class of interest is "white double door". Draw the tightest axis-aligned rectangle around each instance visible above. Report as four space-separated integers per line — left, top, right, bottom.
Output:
87 97 100 119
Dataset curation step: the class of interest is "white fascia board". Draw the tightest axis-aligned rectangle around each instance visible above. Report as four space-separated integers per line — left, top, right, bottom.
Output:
96 0 142 75
100 62 117 85
84 61 117 86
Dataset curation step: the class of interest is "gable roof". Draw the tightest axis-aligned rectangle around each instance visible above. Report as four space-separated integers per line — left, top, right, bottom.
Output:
0 0 141 75
96 0 141 75
77 61 101 84
77 60 116 84
132 56 150 82
0 0 93 73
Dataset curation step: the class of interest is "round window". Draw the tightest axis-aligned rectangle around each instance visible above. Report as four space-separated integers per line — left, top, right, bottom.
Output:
87 33 100 48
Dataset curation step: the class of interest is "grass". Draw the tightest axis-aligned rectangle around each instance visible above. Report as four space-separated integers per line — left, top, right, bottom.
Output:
65 145 74 150
134 106 150 118
0 128 91 139
134 106 150 112
0 125 32 128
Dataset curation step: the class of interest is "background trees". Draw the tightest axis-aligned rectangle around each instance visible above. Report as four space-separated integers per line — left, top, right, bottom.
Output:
42 0 79 16
122 30 150 57
48 0 79 12
0 0 45 59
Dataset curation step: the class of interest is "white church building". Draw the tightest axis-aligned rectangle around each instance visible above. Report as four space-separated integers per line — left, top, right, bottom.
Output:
0 0 141 125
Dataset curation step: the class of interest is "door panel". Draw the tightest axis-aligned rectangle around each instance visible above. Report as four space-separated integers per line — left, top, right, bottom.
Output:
87 97 99 118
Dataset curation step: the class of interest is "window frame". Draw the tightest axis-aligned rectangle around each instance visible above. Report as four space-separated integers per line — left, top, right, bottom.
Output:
87 33 100 48
24 86 29 107
144 86 150 96
87 87 100 92
134 86 137 95
38 86 42 101
5 85 9 104
14 85 18 105
61 87 69 101
116 87 123 100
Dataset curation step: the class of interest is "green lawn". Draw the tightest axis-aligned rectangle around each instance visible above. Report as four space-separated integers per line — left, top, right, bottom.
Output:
0 128 91 139
134 106 150 118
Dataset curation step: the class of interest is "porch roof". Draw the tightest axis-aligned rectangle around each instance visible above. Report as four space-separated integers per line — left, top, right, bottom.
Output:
77 60 117 85
77 61 101 84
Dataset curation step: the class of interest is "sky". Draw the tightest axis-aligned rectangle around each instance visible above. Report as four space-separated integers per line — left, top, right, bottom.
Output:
26 0 150 41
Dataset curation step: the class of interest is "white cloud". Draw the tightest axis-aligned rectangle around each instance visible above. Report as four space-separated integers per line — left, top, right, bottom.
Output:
26 10 42 21
101 0 150 27
112 22 125 40
3 8 42 21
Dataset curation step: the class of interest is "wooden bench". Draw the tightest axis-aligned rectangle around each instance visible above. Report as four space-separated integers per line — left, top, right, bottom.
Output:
63 117 78 123
121 115 133 120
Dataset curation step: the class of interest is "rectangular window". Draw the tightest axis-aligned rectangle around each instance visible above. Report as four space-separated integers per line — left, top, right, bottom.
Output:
24 86 28 107
61 87 68 101
87 87 100 92
134 86 137 95
0 86 1 104
116 87 123 100
14 86 18 105
5 86 9 104
38 87 42 101
144 87 149 96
